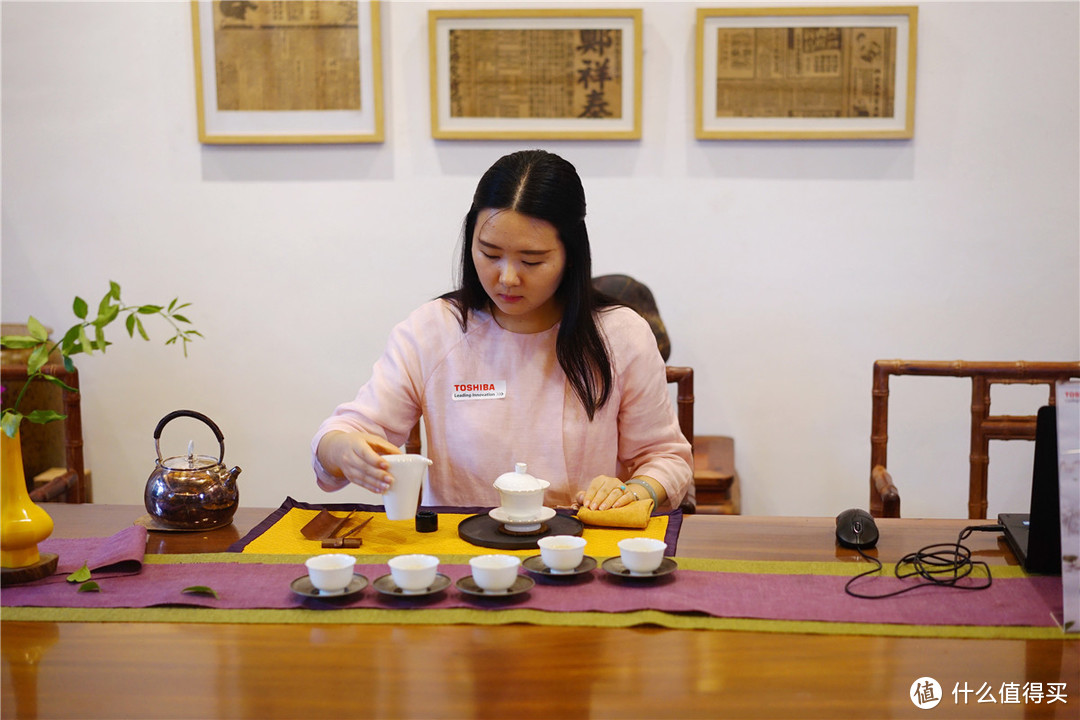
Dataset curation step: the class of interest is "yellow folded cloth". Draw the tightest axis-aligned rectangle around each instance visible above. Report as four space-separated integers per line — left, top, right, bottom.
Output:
576 499 654 530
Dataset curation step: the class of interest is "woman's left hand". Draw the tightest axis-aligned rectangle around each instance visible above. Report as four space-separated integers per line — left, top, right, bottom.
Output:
576 475 640 511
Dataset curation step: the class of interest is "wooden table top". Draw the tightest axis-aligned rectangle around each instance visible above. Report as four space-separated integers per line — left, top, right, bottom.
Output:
2 505 1077 720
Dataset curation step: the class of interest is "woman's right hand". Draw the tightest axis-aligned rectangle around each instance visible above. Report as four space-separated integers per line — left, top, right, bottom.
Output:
316 430 403 493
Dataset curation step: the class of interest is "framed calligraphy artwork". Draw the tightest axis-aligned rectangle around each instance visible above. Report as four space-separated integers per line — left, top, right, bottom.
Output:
191 0 384 144
429 9 642 140
695 6 917 140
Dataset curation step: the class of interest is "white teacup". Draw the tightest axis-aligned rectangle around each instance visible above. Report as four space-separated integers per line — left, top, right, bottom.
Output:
382 454 433 521
469 554 521 593
537 535 587 573
305 553 357 595
388 554 439 594
617 537 667 575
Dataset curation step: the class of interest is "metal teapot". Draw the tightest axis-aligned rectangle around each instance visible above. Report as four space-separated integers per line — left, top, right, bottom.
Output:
144 410 242 530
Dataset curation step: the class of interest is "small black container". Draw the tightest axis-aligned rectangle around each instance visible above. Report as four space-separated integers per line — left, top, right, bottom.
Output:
415 510 438 533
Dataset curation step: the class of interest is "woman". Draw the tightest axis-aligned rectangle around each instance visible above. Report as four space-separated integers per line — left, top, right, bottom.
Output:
313 150 691 512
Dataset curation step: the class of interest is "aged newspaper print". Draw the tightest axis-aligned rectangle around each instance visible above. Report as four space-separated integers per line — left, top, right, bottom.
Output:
448 28 623 119
714 26 896 118
213 0 361 111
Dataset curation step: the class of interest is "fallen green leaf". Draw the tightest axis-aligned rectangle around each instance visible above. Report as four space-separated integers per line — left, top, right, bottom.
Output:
66 563 91 583
77 581 100 593
181 585 219 599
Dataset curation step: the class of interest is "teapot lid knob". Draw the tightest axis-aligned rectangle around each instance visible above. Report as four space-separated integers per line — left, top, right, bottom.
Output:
515 462 527 474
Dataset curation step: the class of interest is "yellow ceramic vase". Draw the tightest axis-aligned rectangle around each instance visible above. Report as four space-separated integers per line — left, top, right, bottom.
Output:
0 429 54 568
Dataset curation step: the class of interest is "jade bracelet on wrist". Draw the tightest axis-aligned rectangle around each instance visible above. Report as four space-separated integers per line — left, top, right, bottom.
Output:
627 478 658 505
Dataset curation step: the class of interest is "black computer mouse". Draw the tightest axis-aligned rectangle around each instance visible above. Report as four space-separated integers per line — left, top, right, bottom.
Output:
835 508 879 549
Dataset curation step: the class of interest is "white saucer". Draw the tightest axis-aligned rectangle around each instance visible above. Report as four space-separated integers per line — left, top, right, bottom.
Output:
488 506 557 532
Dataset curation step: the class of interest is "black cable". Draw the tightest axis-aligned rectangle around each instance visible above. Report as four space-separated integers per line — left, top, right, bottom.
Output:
844 524 1003 599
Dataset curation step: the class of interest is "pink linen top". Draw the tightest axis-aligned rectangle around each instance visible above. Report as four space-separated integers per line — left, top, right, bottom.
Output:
311 300 692 509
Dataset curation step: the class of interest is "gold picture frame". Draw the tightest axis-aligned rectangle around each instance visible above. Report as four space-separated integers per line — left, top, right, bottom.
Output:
429 8 642 140
695 6 917 140
191 0 384 144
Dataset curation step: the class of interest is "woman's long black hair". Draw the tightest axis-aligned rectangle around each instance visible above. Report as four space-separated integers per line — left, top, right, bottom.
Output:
442 150 615 420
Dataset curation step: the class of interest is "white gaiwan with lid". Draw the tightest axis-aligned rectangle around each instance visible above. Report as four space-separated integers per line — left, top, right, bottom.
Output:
490 462 554 531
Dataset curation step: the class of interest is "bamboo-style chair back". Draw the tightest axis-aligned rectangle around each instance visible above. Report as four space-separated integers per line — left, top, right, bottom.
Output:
870 359 1080 519
1 357 86 502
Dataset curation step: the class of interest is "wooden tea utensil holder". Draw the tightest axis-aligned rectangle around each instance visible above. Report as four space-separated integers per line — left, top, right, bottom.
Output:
300 510 373 548
321 516 373 548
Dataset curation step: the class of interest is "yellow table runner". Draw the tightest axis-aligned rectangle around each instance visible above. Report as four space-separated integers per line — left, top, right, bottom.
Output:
240 507 669 558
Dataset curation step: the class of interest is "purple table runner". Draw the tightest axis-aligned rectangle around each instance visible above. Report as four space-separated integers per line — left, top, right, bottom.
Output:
43 525 147 576
2 556 1062 628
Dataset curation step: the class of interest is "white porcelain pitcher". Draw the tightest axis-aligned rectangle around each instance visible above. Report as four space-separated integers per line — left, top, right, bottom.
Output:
381 454 433 520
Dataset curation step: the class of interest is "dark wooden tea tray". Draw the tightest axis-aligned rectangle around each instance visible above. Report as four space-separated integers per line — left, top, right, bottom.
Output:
457 512 584 550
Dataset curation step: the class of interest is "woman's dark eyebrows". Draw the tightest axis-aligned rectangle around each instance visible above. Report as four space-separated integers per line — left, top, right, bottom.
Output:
476 239 551 255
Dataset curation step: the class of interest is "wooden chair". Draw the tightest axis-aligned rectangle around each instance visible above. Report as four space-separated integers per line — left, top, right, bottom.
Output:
660 368 740 514
592 274 739 514
664 365 696 513
593 274 671 361
869 359 1080 519
692 435 740 515
0 357 87 503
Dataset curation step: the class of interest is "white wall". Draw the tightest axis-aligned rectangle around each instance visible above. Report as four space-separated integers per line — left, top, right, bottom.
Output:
2 1 1077 519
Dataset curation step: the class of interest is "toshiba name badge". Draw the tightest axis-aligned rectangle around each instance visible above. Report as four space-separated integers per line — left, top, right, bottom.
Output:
452 381 507 401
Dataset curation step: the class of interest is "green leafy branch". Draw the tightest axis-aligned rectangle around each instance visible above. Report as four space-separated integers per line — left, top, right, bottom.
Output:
1 281 202 438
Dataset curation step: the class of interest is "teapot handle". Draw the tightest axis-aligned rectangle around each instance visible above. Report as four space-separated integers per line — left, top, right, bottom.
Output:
154 409 226 464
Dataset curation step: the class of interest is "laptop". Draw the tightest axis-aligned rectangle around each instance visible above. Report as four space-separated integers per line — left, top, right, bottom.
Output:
998 405 1061 575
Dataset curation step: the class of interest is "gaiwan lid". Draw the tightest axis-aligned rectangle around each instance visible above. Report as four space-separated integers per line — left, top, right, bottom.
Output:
493 462 550 493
